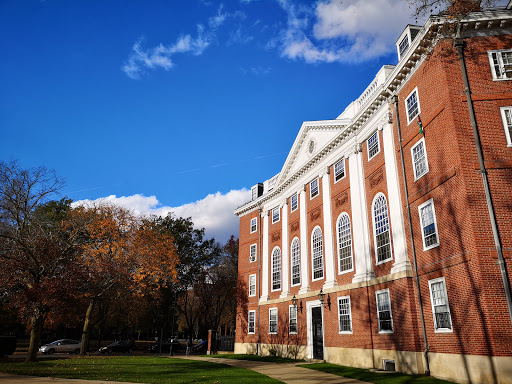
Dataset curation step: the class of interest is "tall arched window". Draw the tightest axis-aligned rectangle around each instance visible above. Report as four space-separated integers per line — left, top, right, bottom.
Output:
290 238 300 286
311 227 324 280
373 194 392 264
337 213 353 273
271 247 281 291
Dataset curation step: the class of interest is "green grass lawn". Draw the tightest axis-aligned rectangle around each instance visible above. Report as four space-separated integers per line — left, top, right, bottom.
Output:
300 363 457 384
207 354 303 363
0 356 283 384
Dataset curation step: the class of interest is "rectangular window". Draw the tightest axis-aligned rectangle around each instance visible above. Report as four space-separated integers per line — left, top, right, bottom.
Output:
289 305 297 334
418 199 439 250
367 131 380 160
399 35 410 58
249 244 257 262
269 308 278 334
500 106 512 146
272 207 280 224
291 239 301 286
488 49 512 80
290 193 298 212
310 178 319 199
428 277 453 332
251 186 258 201
376 289 393 333
334 158 345 182
249 274 256 297
338 296 352 333
250 217 257 233
411 138 429 180
406 88 421 125
248 310 255 334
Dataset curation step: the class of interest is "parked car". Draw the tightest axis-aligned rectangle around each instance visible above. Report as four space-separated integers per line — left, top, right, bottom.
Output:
99 340 135 354
39 339 81 355
192 340 208 353
148 339 182 353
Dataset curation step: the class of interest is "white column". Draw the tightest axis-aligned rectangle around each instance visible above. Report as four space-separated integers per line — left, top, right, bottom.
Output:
349 143 376 283
382 123 412 274
280 200 290 298
298 188 310 294
322 167 337 289
260 210 270 302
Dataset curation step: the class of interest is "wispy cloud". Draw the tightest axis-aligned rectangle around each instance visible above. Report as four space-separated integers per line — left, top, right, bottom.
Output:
72 189 251 243
240 66 271 75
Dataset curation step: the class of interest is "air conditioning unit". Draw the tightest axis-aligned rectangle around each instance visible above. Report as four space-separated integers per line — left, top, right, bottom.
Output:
382 359 396 372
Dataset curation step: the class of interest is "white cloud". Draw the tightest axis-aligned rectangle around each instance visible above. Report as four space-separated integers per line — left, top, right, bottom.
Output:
72 189 251 243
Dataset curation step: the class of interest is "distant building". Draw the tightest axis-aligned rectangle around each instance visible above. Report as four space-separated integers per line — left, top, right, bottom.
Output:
234 5 512 384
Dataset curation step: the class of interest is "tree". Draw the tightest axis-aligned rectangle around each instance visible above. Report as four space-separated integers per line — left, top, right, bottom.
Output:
408 0 499 21
0 159 81 362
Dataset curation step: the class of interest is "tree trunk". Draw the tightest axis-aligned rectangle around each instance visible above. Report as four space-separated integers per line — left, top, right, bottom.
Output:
80 299 95 355
26 314 43 362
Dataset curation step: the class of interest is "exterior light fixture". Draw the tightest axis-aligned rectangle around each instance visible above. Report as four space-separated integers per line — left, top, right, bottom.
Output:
292 295 303 313
318 289 331 311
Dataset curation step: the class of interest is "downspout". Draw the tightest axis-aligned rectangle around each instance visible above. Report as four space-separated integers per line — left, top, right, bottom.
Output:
454 40 512 326
257 207 262 355
392 95 431 375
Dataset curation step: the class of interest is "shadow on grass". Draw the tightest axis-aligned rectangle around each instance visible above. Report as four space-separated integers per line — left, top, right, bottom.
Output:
299 363 458 384
206 354 304 363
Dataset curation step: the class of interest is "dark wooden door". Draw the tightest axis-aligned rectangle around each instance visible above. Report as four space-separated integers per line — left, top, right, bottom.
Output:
312 306 324 360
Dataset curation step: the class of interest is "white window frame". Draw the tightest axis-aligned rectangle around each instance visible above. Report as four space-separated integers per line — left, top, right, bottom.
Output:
250 217 257 233
290 237 301 287
289 305 298 334
271 247 281 292
428 277 453 333
290 193 298 212
310 178 319 199
411 137 429 180
248 274 256 297
334 158 346 182
367 131 380 161
500 106 512 146
398 35 410 58
375 288 393 334
269 308 278 334
338 296 353 334
249 243 257 263
406 87 421 125
248 310 256 334
488 49 512 81
418 199 440 251
311 226 324 281
372 193 393 265
336 213 354 275
272 207 280 224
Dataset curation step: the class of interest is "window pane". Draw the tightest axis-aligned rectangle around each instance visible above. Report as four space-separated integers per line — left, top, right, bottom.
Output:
420 202 438 248
334 159 345 181
430 280 452 330
374 196 392 263
312 228 324 279
368 132 379 159
291 194 298 211
338 297 352 332
289 306 297 333
413 141 427 178
407 91 419 122
311 179 319 198
337 214 353 272
291 239 301 285
272 249 281 290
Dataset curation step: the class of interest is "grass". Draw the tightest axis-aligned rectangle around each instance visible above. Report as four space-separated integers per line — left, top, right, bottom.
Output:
0 356 283 384
299 363 457 384
207 353 304 363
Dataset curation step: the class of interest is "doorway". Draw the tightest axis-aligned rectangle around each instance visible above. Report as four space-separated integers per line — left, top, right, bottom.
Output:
311 306 324 360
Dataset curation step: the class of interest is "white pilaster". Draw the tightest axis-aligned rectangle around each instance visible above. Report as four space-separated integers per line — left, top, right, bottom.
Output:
260 211 270 302
349 143 376 283
280 200 290 298
322 168 337 289
298 188 310 294
382 122 412 274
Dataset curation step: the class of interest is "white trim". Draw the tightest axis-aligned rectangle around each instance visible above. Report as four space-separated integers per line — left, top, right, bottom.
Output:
418 199 440 251
337 296 353 334
290 237 301 287
250 217 257 233
290 193 298 212
306 300 324 360
288 305 298 334
375 288 394 334
488 49 512 81
500 106 512 146
405 87 421 125
336 212 354 275
248 310 256 334
269 307 278 334
270 246 282 292
367 131 381 161
334 158 346 183
310 177 319 199
411 137 429 181
428 277 453 333
249 274 256 297
249 243 257 263
371 193 394 265
311 226 324 282
272 206 280 224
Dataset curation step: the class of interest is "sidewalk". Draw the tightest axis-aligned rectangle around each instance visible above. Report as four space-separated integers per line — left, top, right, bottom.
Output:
175 355 370 384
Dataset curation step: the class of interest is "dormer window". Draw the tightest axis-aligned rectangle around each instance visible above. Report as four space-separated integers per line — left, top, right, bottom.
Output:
399 35 410 58
396 25 421 61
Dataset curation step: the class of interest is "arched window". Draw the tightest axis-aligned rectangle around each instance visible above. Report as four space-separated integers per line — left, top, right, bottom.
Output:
311 227 324 280
290 238 300 286
337 213 353 273
271 247 281 291
373 194 392 263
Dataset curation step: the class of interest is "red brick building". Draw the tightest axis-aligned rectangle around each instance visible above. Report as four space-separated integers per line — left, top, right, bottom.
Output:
234 6 512 384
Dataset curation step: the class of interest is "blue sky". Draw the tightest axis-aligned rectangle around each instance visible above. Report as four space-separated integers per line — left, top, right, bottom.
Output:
1 0 427 242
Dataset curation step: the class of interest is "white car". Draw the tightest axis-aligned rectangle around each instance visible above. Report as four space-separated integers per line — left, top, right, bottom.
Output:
39 339 81 354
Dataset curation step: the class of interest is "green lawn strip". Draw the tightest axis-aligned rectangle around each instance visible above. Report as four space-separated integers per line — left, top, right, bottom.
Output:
206 353 303 363
299 363 457 384
0 356 283 384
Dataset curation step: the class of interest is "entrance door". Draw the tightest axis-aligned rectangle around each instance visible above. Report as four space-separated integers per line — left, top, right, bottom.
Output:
311 306 324 360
